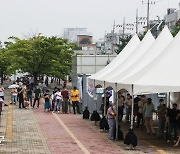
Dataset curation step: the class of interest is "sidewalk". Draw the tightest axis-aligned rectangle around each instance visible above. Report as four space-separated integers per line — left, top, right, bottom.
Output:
0 105 50 153
33 105 123 154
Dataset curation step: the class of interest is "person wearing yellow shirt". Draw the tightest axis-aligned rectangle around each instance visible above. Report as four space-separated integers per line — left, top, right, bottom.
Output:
71 86 80 114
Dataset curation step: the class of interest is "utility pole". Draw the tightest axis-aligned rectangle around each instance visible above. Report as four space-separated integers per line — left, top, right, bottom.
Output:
110 19 134 54
147 0 150 30
122 17 125 38
111 20 115 54
142 0 156 31
136 9 138 34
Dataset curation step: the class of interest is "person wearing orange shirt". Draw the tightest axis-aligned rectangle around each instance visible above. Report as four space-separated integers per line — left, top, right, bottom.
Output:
71 86 80 114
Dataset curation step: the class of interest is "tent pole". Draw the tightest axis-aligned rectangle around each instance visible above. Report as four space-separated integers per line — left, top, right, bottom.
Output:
94 79 97 110
103 81 106 116
166 92 170 108
85 76 88 107
168 92 170 108
115 83 119 139
130 84 134 129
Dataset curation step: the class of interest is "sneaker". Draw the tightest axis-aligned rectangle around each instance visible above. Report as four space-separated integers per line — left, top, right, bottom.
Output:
58 111 60 114
167 140 170 143
52 111 55 113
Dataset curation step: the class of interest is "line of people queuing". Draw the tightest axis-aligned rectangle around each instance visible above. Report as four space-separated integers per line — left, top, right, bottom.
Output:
106 93 179 146
44 86 80 114
10 82 81 115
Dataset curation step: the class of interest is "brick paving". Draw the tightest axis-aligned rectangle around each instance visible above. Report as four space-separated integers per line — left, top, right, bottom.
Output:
0 105 50 154
33 105 123 154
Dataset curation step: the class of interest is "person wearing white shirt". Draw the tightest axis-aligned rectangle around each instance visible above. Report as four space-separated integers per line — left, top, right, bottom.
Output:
11 88 18 105
53 88 63 113
0 85 4 100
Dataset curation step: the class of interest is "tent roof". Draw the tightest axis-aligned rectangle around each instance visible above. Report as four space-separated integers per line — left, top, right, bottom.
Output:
89 34 140 80
95 30 155 87
120 29 180 94
106 26 173 91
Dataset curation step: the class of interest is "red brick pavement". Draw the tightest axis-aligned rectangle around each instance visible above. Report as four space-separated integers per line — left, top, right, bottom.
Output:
33 107 123 154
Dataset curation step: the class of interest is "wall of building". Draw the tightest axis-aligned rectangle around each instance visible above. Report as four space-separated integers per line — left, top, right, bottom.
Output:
76 55 116 74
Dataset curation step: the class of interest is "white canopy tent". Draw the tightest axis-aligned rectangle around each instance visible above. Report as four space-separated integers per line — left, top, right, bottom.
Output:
106 26 174 92
89 34 140 86
94 30 155 89
90 34 140 80
118 30 180 95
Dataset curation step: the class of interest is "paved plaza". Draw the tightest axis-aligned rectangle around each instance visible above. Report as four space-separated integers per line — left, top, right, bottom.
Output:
0 84 179 154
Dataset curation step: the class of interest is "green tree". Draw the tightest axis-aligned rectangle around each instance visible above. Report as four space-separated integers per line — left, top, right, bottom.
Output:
0 42 12 84
171 22 180 37
6 35 74 85
115 35 132 54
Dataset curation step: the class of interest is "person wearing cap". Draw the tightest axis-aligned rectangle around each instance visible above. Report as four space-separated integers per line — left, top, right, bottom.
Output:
143 98 155 134
157 99 166 139
166 103 179 143
107 103 116 140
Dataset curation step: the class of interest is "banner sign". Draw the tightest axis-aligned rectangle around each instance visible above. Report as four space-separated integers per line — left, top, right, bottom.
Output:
87 78 94 98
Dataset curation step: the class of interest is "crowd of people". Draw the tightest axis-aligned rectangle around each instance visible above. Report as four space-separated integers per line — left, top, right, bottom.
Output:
1 80 180 147
106 93 180 146
0 79 81 116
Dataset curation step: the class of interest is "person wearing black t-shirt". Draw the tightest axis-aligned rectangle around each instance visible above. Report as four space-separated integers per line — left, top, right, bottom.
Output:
166 103 179 143
17 85 25 109
44 90 51 112
26 83 33 106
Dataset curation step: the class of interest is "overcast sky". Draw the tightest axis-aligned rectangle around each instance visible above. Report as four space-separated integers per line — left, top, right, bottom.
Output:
0 0 179 41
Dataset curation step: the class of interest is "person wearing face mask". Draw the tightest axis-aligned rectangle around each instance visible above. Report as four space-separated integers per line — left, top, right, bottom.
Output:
143 98 155 134
125 94 132 123
137 95 147 128
17 84 25 109
157 99 166 139
166 103 179 143
107 103 116 140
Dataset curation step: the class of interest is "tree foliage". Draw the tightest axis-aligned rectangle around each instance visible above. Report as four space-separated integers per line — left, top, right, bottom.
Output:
115 35 132 54
6 35 75 85
0 43 12 84
171 22 180 37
